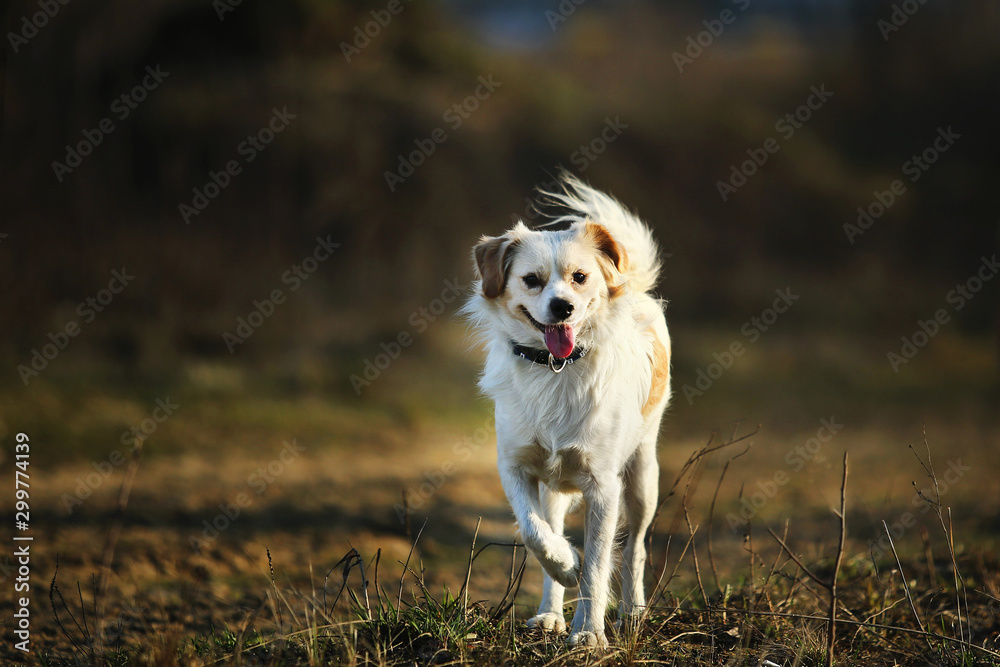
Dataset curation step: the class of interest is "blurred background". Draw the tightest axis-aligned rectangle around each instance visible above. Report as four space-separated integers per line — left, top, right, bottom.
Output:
1 0 999 647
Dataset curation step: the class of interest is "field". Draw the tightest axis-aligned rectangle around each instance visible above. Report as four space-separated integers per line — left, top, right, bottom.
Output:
3 2 1000 663
3 321 999 665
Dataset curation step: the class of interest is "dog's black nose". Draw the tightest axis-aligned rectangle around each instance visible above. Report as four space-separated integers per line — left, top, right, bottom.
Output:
549 298 574 322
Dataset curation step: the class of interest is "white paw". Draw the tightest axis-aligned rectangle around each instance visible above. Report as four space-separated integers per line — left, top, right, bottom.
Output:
539 540 581 588
526 612 566 633
568 630 608 648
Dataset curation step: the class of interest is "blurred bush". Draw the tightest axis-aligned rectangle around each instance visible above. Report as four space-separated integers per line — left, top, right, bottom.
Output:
2 0 998 376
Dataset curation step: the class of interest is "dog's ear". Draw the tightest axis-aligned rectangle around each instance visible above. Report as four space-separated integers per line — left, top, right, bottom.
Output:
473 235 519 299
585 221 628 273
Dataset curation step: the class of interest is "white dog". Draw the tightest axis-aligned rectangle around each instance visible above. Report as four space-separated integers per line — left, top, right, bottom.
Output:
464 174 671 647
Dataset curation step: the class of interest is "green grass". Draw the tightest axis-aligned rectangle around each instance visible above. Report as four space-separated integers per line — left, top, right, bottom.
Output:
51 545 997 667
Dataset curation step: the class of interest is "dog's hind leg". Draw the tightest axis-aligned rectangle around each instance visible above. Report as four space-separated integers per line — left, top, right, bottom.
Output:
619 434 659 622
568 472 622 647
527 486 576 633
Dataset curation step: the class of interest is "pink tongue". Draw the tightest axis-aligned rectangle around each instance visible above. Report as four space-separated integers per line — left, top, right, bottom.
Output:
544 325 575 359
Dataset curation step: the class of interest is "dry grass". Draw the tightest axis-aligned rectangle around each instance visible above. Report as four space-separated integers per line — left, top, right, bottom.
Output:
10 424 1000 667
2 328 997 665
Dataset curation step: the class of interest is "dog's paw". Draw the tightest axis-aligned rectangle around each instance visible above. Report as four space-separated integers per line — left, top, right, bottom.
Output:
568 630 608 648
549 558 581 589
526 612 566 634
540 540 581 588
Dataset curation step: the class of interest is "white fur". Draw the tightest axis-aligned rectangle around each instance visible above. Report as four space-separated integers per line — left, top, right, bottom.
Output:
538 174 662 295
464 176 671 648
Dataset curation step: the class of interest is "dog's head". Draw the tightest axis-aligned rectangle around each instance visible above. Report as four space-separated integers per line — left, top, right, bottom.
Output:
472 220 628 359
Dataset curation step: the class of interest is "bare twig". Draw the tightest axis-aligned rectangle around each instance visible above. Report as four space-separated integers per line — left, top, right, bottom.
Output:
96 441 143 630
708 441 752 594
911 429 968 647
946 507 969 646
683 503 709 610
648 527 699 611
827 452 849 667
768 453 848 667
881 521 927 638
266 548 287 632
756 518 789 613
507 544 517 650
397 518 428 612
48 558 93 658
459 517 481 621
647 424 761 577
489 542 528 621
372 548 384 618
76 582 90 647
767 529 826 589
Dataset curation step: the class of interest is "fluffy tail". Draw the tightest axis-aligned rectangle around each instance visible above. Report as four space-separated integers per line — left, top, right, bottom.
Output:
538 173 662 295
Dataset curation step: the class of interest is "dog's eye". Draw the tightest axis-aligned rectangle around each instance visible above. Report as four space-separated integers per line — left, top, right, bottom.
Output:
572 272 587 285
522 274 541 289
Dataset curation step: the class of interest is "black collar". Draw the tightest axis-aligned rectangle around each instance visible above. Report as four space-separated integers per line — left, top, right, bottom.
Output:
511 341 589 373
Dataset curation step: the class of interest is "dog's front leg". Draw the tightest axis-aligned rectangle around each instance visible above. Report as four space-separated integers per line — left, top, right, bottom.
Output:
498 462 581 590
526 487 576 633
568 473 621 648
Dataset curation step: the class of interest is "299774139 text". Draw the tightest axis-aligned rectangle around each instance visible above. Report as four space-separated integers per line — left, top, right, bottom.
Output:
13 432 32 653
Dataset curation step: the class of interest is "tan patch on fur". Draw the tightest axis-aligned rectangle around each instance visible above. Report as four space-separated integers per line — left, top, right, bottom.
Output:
584 221 628 298
584 221 627 271
643 328 670 418
514 442 590 492
513 441 551 476
474 236 518 299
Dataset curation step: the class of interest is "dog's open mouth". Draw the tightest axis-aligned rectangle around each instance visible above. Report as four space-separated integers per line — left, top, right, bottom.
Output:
520 307 576 359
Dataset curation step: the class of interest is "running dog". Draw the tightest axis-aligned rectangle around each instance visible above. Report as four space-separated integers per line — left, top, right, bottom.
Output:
464 174 671 647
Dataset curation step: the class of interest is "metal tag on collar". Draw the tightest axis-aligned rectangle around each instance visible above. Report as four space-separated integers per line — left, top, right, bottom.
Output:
548 353 569 373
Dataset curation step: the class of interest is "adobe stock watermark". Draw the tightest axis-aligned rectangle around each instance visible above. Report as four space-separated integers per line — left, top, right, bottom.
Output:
213 0 246 21
866 458 970 561
188 439 305 552
508 119 633 227
7 0 71 54
682 287 799 405
844 126 961 244
384 75 502 192
716 83 834 202
17 268 134 385
350 278 465 394
726 417 843 531
340 0 412 63
394 417 494 523
877 0 929 41
546 0 588 31
569 116 629 172
51 65 170 182
887 255 998 372
180 106 297 224
61 397 180 514
672 0 751 73
222 235 339 352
